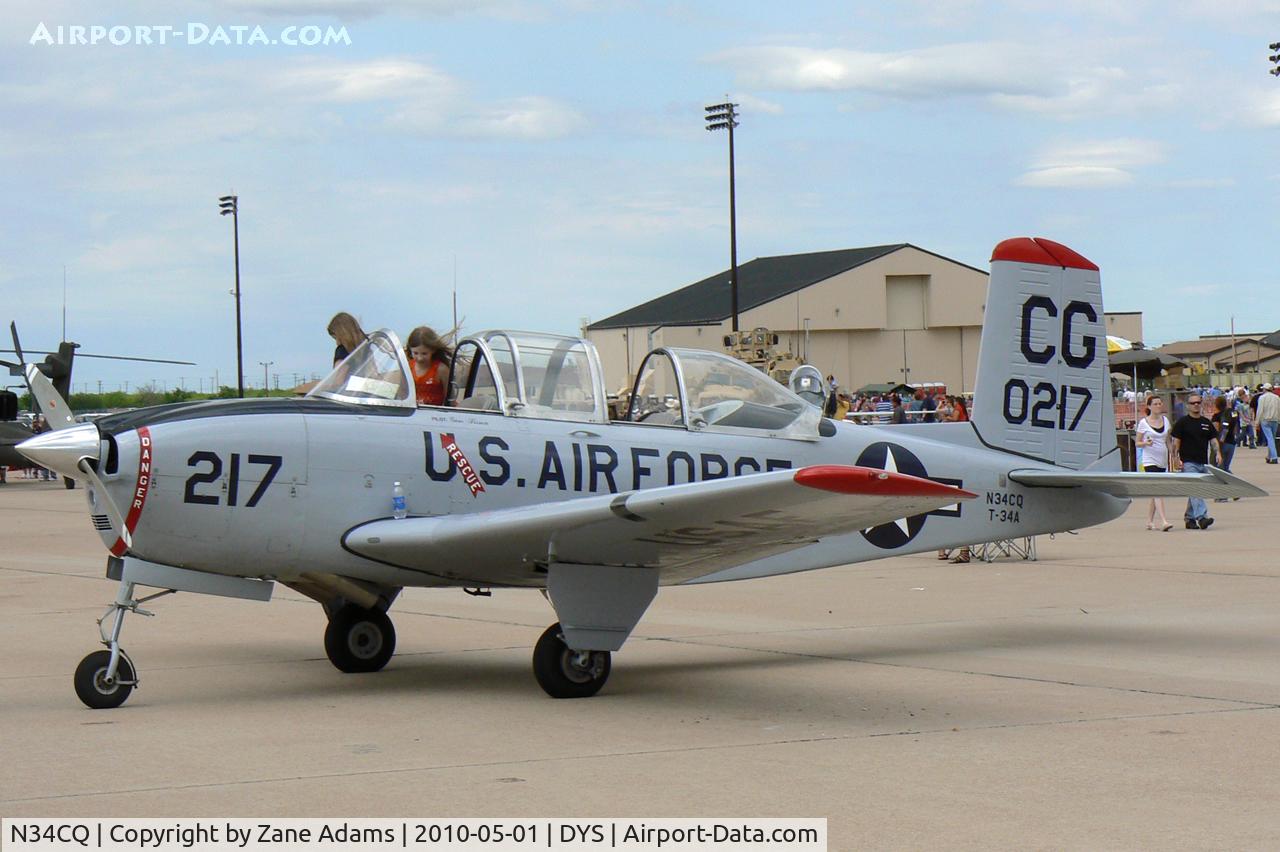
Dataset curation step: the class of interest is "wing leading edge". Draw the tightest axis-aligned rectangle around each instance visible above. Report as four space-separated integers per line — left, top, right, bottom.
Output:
343 464 977 586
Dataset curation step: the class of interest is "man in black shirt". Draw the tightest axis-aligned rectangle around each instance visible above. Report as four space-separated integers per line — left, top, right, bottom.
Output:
1171 394 1221 529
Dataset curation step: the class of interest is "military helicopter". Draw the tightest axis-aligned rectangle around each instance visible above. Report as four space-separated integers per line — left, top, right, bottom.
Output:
18 238 1265 709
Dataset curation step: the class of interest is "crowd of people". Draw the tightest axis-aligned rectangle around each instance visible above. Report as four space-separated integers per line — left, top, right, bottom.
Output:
823 381 970 425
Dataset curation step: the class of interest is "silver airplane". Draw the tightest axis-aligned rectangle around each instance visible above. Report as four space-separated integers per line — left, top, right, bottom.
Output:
19 237 1264 709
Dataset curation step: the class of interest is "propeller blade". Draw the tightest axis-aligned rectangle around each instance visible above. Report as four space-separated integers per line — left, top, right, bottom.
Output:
25 363 76 430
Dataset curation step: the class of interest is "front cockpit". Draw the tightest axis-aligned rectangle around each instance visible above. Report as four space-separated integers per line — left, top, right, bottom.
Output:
308 328 824 440
308 331 417 408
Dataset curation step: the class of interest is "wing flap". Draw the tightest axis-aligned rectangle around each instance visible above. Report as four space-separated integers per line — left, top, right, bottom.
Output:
1008 465 1267 499
344 464 976 585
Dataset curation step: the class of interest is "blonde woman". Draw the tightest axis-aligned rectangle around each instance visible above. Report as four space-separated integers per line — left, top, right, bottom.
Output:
327 312 366 367
1135 394 1173 531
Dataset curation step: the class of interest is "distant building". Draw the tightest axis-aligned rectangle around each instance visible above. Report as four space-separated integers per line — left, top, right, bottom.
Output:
1158 334 1269 373
585 243 1140 396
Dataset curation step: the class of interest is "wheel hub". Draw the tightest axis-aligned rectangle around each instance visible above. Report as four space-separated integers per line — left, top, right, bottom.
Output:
561 649 605 683
347 622 383 660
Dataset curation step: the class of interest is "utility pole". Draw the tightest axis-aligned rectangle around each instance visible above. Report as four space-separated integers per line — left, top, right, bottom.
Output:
260 361 274 396
705 100 741 332
219 194 244 398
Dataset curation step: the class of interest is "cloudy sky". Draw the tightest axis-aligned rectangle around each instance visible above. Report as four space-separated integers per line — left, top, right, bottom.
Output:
3 0 1279 392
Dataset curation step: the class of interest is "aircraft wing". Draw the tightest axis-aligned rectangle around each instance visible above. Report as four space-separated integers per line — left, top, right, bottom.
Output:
344 464 977 585
1008 466 1267 499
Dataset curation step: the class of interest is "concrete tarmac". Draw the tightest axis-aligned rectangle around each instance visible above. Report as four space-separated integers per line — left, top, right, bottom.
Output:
2 450 1279 849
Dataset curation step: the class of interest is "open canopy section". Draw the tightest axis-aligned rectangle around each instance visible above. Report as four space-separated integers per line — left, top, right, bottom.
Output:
627 347 822 441
451 330 608 423
308 329 415 408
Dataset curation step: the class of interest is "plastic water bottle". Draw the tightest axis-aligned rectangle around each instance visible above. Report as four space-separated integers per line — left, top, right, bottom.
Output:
392 481 407 519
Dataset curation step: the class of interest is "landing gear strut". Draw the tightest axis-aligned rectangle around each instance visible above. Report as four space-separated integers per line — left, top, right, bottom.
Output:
324 605 396 673
532 623 611 699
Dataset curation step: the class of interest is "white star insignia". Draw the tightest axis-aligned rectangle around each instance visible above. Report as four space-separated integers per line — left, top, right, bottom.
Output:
863 446 913 536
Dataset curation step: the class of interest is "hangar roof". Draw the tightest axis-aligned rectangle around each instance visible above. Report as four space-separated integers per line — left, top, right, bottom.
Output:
588 243 983 331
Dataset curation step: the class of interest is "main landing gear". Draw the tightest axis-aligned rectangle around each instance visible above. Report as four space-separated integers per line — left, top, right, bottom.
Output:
324 604 396 673
532 623 611 699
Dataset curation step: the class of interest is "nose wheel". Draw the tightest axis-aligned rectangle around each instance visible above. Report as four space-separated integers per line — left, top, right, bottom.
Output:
74 649 136 709
324 605 396 673
532 623 611 698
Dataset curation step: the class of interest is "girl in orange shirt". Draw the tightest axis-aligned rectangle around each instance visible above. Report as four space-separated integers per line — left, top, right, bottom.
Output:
406 326 452 406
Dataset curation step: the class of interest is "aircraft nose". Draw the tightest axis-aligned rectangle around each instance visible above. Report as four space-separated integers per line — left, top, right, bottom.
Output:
17 422 100 480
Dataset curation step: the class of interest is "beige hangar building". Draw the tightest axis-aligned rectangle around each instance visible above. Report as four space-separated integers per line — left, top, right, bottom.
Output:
584 243 1142 397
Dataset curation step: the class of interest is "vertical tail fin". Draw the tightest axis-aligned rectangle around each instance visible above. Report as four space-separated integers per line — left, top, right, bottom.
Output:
971 238 1116 470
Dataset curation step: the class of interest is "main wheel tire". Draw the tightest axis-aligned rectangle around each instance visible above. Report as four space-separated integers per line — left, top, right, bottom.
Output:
74 649 135 709
64 476 76 490
532 623 611 699
324 605 395 673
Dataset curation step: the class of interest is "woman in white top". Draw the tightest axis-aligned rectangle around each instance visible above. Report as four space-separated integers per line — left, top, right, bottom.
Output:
1135 395 1173 531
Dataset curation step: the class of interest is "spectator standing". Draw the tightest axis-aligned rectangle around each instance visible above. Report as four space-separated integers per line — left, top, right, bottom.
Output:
1171 394 1220 529
890 394 907 424
949 397 969 422
1256 383 1280 464
1211 395 1240 504
1236 389 1254 449
921 390 938 423
1136 395 1173 531
874 395 893 424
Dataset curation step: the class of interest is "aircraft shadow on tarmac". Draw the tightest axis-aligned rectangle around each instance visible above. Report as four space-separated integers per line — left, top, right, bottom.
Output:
117 617 1280 709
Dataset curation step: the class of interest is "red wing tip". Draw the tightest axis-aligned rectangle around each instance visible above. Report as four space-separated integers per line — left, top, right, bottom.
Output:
991 236 1098 271
794 465 977 499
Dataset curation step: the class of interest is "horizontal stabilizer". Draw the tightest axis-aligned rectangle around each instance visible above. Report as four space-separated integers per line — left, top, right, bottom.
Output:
1008 466 1267 499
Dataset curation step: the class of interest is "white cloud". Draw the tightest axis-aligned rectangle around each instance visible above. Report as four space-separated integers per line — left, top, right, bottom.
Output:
709 41 1180 120
734 92 783 115
711 43 1050 98
1164 177 1236 189
216 0 521 19
1017 166 1134 188
1239 87 1280 127
1017 138 1164 188
271 57 457 103
391 94 585 139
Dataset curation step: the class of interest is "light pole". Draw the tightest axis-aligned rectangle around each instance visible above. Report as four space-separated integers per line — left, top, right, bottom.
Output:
219 194 244 398
705 100 740 332
259 361 273 396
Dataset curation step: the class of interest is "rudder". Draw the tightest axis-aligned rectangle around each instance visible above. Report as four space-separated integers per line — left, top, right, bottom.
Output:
971 237 1116 470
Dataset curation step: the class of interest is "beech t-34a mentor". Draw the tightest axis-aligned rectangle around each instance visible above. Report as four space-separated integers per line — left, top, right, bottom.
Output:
19 237 1264 708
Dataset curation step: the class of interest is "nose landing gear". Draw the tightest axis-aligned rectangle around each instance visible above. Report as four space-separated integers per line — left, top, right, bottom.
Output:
72 580 170 709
